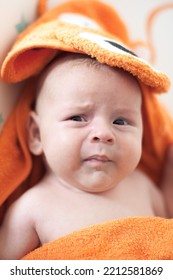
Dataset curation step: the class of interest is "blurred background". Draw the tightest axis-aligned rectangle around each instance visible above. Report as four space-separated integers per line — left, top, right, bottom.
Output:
0 0 173 132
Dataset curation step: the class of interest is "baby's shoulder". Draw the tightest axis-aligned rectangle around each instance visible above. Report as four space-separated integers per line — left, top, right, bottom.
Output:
126 168 164 200
18 181 51 207
127 169 156 189
7 182 48 219
134 169 163 199
0 184 43 233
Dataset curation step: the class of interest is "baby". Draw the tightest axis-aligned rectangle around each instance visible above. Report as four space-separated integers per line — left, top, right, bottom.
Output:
0 53 167 259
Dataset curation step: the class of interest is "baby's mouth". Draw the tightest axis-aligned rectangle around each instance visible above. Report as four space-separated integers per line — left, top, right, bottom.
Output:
84 155 112 165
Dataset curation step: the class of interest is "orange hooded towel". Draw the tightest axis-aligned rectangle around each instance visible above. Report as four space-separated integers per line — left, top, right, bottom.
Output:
0 0 173 260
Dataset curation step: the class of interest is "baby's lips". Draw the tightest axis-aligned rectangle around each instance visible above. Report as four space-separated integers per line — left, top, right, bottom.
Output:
85 155 112 162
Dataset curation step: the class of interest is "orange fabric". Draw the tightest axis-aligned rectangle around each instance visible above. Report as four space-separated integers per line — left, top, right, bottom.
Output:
37 0 48 17
0 0 173 260
0 81 45 220
23 217 173 260
1 6 170 92
139 85 173 185
24 0 130 46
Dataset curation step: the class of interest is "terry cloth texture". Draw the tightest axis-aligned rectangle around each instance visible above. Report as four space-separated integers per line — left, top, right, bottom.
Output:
22 217 173 260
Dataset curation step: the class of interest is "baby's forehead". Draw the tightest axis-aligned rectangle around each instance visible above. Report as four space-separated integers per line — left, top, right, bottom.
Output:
35 53 141 110
42 53 106 76
36 53 108 99
38 52 138 86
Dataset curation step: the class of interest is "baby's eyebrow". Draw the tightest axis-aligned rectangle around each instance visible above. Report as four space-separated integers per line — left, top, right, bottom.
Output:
115 106 141 114
63 103 94 111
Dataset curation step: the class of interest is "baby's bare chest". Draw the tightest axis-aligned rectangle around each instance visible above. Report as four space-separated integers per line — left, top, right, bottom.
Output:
36 184 154 245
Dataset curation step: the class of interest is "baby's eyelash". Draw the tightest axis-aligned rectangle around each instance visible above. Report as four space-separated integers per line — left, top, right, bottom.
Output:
68 115 86 122
113 118 129 125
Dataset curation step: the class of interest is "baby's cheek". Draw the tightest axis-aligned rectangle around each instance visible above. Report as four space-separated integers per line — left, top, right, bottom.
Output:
120 139 142 172
128 142 142 168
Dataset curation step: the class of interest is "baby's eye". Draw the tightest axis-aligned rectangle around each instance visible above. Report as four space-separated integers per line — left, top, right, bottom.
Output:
113 118 128 125
69 115 86 122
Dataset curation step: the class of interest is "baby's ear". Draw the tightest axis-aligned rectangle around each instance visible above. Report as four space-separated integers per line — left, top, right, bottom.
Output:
28 111 43 155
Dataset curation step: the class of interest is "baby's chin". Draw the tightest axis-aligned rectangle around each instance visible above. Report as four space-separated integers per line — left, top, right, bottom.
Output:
75 180 117 193
53 170 121 193
80 186 115 193
71 171 121 193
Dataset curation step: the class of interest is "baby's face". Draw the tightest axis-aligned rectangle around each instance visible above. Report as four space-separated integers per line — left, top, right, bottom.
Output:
34 58 143 192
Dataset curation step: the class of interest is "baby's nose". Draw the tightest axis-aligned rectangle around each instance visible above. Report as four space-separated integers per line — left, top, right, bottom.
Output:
92 135 114 144
90 122 115 145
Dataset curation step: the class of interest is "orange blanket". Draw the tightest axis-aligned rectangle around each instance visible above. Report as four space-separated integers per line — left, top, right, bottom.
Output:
0 0 173 260
22 217 173 260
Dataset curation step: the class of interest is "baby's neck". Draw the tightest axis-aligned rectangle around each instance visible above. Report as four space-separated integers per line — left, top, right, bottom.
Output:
41 171 118 195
